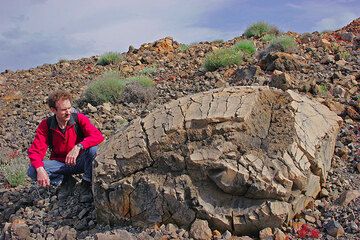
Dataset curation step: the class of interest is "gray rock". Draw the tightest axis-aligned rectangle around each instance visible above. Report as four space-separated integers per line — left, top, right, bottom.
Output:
336 190 360 206
340 32 354 41
270 70 295 90
93 86 341 235
95 231 135 240
11 222 31 239
54 226 77 240
222 230 232 239
324 220 345 237
259 52 304 71
189 219 212 240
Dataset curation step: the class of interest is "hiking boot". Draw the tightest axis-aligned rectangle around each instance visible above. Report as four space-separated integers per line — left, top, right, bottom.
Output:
57 175 77 200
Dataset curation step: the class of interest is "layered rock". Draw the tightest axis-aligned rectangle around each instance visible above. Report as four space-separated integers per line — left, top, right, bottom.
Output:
93 86 341 235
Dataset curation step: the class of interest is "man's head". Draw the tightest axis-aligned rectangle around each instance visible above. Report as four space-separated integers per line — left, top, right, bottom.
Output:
47 91 72 123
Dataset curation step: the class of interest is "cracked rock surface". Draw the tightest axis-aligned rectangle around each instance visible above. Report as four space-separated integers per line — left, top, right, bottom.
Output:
93 86 342 235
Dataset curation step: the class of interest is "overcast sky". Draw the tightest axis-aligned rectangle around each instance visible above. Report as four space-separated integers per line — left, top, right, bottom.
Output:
0 0 358 72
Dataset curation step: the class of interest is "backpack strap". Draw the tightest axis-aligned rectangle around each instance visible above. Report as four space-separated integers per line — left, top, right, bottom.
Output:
47 115 55 150
71 113 84 140
47 113 84 150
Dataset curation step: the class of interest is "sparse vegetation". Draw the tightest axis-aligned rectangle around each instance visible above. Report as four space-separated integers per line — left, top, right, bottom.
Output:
96 52 122 66
204 48 243 71
0 151 28 187
178 43 190 52
125 75 155 88
139 66 157 75
212 39 225 44
244 21 279 38
261 34 276 42
318 84 328 96
268 35 298 53
339 50 351 60
232 40 256 55
84 71 155 105
58 58 69 63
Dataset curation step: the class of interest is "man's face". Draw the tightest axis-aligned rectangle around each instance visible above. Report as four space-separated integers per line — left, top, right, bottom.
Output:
51 99 72 123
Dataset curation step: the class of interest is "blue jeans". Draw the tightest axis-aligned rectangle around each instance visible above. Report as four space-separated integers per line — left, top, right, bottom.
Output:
27 146 98 186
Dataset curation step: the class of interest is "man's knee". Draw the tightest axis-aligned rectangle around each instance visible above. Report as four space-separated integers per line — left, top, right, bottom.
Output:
86 146 98 158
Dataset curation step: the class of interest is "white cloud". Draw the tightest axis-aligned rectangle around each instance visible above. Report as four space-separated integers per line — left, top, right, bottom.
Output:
1 0 235 71
314 12 357 31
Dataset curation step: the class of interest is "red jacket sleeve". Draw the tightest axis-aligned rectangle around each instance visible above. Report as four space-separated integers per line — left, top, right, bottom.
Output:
28 119 49 169
77 113 104 149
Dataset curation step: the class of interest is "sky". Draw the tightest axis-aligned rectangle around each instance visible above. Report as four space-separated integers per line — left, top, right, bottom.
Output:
0 0 359 72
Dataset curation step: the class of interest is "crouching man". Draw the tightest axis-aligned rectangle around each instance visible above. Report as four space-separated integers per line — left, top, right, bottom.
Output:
27 90 104 191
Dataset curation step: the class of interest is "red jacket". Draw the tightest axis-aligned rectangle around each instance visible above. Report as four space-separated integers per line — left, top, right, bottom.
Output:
28 113 104 169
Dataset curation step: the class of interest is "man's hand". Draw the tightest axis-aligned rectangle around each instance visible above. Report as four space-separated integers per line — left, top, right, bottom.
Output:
65 145 81 166
36 167 50 187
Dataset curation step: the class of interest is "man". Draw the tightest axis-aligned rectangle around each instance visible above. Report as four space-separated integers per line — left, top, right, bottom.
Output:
27 90 104 190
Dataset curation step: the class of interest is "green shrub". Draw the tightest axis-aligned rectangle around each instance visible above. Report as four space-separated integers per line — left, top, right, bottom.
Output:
125 75 155 87
233 40 256 55
204 48 242 71
139 66 157 75
268 35 298 53
318 84 328 96
0 153 28 187
84 71 126 105
339 50 350 60
84 71 155 105
96 52 122 66
212 39 224 44
244 21 279 38
178 43 190 52
261 34 276 42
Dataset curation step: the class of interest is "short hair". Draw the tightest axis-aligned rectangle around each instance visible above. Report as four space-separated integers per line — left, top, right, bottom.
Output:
47 91 72 109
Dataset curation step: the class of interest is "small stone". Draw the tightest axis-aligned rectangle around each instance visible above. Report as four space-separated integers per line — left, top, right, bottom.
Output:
222 230 232 239
270 70 295 90
165 223 178 234
320 188 329 197
95 231 135 240
356 163 360 173
101 102 112 112
318 38 331 49
304 214 316 223
333 85 346 98
212 229 222 239
325 220 345 237
335 59 347 67
346 106 360 121
11 222 31 239
78 209 88 219
339 32 354 41
350 221 359 232
87 103 97 113
336 190 360 206
274 228 287 240
190 219 212 240
259 227 273 240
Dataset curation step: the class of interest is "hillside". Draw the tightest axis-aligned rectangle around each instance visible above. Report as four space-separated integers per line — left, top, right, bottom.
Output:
0 19 359 239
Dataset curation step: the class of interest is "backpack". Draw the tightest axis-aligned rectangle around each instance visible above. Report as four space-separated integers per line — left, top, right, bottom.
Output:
47 112 84 150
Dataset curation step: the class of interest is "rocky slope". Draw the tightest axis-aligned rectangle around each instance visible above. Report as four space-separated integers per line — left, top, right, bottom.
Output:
0 18 359 239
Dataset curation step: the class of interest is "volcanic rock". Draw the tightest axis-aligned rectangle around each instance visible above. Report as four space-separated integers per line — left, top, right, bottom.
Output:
93 86 341 235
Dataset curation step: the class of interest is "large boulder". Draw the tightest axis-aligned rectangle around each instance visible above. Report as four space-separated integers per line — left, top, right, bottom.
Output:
93 86 341 235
